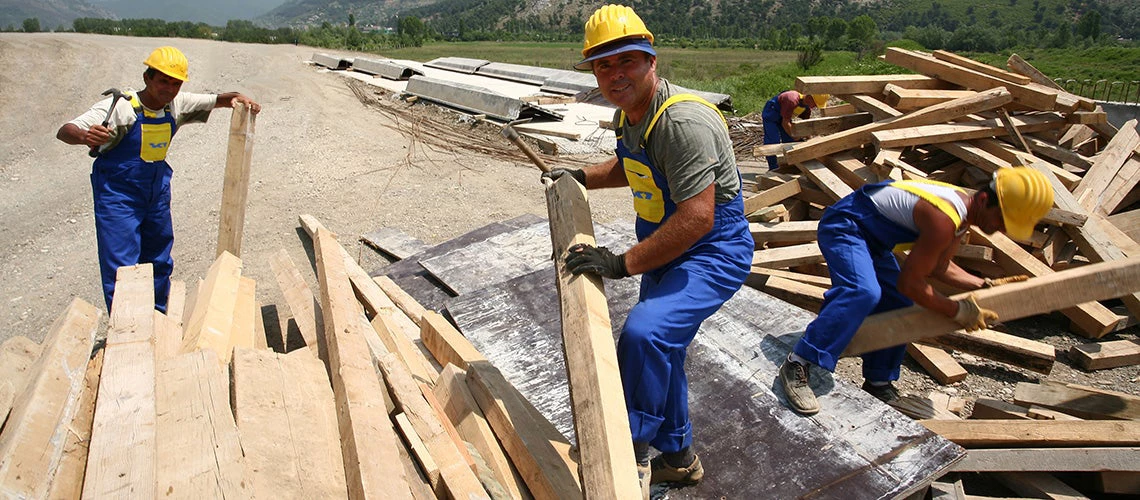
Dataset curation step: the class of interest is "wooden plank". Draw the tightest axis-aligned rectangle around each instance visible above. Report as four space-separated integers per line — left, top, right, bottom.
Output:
269 249 322 355
374 275 428 326
750 220 818 247
743 179 802 215
231 275 257 352
371 309 439 385
920 419 1140 447
884 85 977 111
796 159 853 201
744 271 827 313
840 93 903 120
992 471 1088 500
360 227 430 261
931 328 1055 374
216 102 256 258
1022 135 1094 170
420 310 487 370
789 112 873 138
954 447 1140 472
969 230 1120 338
154 309 184 363
1073 119 1140 210
154 350 249 499
747 266 831 288
821 152 877 188
45 349 103 500
313 228 414 500
751 242 824 268
795 74 953 95
884 48 1058 110
181 251 243 363
970 398 1034 420
253 301 268 350
0 298 100 498
232 347 347 499
376 350 489 499
393 412 440 488
1006 54 1066 91
0 336 41 425
1098 155 1140 216
1013 382 1140 420
544 175 639 498
1069 339 1140 370
872 114 1066 149
84 264 157 498
466 361 581 499
783 87 1014 165
933 50 1032 85
843 257 1140 356
1108 208 1140 244
433 365 527 499
907 343 967 384
167 279 187 326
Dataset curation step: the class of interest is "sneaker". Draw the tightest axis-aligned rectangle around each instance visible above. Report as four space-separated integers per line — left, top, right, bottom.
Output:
779 358 820 415
861 381 901 404
637 462 651 499
650 453 704 485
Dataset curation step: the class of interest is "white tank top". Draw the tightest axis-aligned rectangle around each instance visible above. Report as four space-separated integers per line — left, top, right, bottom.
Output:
869 183 968 233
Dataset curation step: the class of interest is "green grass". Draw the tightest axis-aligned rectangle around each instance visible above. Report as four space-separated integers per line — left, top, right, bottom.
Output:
381 41 1140 114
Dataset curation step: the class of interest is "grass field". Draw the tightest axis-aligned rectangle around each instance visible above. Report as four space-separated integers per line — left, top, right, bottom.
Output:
381 41 1140 115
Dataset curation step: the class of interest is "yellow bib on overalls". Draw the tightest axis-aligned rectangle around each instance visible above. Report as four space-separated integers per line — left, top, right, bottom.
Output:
127 92 173 163
889 179 966 252
619 94 727 223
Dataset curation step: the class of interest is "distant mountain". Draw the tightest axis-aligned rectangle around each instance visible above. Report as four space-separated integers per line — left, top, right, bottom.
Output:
259 0 441 28
96 0 287 26
0 0 114 30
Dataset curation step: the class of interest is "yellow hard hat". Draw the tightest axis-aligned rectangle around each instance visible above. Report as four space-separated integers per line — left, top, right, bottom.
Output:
581 5 654 57
144 46 189 81
994 167 1054 241
810 94 830 108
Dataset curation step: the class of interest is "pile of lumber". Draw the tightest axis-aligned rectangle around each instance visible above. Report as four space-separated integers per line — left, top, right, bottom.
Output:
746 48 1140 377
0 213 594 499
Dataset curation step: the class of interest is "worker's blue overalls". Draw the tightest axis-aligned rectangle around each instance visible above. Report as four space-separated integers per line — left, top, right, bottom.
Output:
760 91 807 170
616 94 754 453
91 92 177 313
792 180 966 382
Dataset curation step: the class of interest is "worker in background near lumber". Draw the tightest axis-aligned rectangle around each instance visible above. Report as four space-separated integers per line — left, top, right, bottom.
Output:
57 46 261 313
543 5 754 497
760 90 828 170
779 168 1054 416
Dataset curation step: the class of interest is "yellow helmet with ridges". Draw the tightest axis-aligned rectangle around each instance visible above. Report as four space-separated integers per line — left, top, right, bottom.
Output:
994 167 1054 241
144 46 189 81
581 5 654 57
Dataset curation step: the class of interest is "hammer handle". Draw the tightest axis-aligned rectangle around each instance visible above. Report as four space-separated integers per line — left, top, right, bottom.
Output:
501 125 549 173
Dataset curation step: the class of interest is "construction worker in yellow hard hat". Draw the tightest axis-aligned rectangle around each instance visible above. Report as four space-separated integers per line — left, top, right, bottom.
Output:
55 46 261 313
544 5 754 497
779 167 1054 417
761 90 828 169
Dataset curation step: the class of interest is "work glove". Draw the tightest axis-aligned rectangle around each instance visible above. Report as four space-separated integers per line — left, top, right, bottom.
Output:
953 294 998 332
542 168 586 186
565 243 629 279
983 275 1029 288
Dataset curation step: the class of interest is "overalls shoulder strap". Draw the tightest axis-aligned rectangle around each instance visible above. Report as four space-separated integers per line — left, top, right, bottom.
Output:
617 93 727 142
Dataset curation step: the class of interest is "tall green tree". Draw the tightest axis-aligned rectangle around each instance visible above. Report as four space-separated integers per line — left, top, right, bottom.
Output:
846 15 878 57
22 18 40 33
1076 10 1101 40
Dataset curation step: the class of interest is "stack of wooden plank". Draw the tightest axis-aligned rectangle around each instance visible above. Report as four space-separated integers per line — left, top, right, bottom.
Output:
747 48 1140 377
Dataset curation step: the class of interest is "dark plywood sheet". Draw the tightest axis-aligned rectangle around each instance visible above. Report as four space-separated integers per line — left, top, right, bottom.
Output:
418 221 631 296
371 214 544 311
359 227 430 261
447 270 964 498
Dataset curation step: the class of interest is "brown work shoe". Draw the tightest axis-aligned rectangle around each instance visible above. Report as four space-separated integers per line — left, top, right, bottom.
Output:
637 462 651 499
779 358 820 415
650 454 704 485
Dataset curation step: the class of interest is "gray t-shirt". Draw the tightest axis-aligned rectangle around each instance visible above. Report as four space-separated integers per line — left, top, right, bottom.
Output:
615 79 740 204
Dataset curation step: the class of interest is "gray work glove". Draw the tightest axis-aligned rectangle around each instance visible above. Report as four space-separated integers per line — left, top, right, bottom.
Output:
565 243 629 279
542 168 586 186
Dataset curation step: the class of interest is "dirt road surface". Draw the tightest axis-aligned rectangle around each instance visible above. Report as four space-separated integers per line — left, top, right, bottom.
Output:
2 33 1136 406
0 32 627 343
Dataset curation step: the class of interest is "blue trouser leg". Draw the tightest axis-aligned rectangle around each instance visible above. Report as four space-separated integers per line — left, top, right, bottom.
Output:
793 213 912 381
92 172 144 313
140 170 174 312
761 97 795 170
618 250 747 453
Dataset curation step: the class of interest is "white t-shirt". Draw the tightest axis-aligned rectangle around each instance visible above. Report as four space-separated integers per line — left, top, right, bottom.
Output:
869 182 968 233
68 90 217 153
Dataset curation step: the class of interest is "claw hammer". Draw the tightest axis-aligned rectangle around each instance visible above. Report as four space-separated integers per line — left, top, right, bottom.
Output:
89 88 127 158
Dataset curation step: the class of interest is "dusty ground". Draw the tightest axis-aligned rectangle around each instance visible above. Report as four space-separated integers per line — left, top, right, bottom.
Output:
1 33 1136 413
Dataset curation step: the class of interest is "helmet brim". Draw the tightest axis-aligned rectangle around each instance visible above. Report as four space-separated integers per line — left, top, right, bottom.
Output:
573 38 656 71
